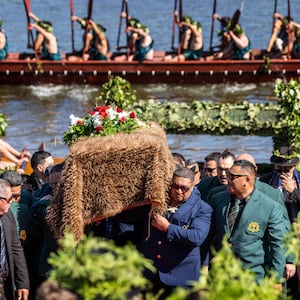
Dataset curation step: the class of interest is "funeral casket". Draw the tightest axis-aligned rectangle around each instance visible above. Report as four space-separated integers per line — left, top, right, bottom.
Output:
47 124 175 241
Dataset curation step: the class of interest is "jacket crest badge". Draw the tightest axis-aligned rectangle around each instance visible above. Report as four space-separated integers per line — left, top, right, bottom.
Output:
247 222 259 233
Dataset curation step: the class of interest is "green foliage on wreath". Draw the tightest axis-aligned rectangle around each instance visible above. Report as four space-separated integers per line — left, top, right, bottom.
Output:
96 76 137 109
48 232 155 300
0 113 8 137
132 99 280 136
274 78 300 154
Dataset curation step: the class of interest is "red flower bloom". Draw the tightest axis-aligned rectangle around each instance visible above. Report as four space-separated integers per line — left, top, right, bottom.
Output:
100 111 108 118
95 126 104 133
129 111 136 118
90 111 96 116
77 120 83 125
117 107 122 113
120 117 126 123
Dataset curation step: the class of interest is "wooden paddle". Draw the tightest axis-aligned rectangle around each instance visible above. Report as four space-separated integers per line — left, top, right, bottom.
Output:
70 0 75 53
209 0 217 52
177 0 183 57
171 0 178 50
287 0 291 58
22 0 34 49
267 0 281 53
228 4 243 32
82 0 93 59
116 0 127 50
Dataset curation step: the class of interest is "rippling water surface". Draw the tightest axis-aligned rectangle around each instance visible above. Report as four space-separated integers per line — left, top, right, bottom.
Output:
1 83 275 163
1 0 298 163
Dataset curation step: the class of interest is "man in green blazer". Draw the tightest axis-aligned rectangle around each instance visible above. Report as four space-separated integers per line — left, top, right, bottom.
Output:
207 159 289 284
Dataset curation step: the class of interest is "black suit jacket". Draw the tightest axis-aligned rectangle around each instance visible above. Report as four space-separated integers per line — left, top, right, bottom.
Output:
2 209 30 299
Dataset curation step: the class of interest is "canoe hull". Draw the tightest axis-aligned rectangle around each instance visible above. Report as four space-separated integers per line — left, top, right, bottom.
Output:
1 53 300 85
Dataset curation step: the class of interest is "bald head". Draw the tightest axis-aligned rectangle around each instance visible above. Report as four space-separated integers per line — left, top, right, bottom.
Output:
235 153 257 171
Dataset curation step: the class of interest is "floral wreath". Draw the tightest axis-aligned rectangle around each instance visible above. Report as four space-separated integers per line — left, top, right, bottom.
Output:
63 105 146 145
273 149 299 160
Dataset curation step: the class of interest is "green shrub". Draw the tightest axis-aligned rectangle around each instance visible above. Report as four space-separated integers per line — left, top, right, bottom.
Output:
47 232 155 300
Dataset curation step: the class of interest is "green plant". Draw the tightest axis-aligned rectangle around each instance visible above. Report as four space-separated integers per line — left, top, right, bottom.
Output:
96 76 137 109
168 239 283 300
0 113 8 137
48 232 155 300
274 78 300 153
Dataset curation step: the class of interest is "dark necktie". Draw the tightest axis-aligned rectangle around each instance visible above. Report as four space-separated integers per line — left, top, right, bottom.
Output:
228 199 243 233
0 219 7 277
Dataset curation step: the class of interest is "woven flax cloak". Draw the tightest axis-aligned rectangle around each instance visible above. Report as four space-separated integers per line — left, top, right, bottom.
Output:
46 125 175 241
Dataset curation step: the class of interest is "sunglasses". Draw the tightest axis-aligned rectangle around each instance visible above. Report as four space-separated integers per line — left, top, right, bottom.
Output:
227 171 248 181
171 183 191 193
0 195 13 204
275 166 292 173
204 167 216 173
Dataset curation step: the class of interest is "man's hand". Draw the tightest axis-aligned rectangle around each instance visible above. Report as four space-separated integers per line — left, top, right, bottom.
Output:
285 263 296 280
18 289 29 300
151 214 170 232
280 174 296 193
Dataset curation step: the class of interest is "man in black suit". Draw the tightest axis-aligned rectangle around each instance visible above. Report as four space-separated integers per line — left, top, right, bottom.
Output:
0 179 29 300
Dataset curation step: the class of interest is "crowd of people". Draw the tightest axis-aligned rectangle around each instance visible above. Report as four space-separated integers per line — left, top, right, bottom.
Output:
0 139 299 299
1 10 300 62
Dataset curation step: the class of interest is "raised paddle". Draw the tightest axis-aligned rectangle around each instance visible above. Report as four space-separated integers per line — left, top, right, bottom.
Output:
22 0 34 49
287 0 291 58
82 0 93 58
209 0 217 52
70 0 75 53
116 0 127 50
177 0 183 57
171 0 178 50
228 2 244 32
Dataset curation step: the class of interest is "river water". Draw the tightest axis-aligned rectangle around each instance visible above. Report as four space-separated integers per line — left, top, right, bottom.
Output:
1 0 299 163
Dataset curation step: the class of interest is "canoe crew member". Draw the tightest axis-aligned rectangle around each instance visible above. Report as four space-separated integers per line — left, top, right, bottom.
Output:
165 15 203 61
0 20 8 60
214 24 252 60
181 20 203 60
28 12 61 60
69 16 109 61
174 12 193 53
85 19 109 60
126 19 154 62
215 14 232 51
292 28 300 58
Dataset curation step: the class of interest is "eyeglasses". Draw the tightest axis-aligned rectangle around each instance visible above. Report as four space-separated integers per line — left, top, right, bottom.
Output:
0 195 13 204
171 183 191 193
227 171 248 181
204 167 216 173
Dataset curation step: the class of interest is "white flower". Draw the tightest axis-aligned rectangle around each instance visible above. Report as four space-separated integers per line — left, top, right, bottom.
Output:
69 114 82 126
107 107 118 119
93 117 103 128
